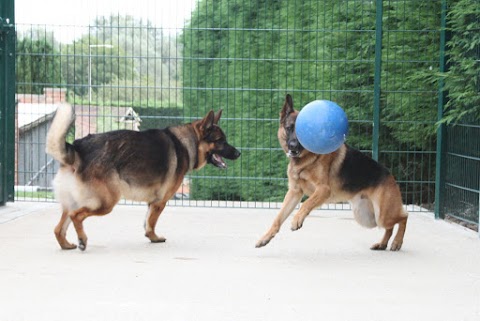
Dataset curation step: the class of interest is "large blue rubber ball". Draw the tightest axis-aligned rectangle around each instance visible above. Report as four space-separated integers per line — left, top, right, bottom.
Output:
296 100 349 154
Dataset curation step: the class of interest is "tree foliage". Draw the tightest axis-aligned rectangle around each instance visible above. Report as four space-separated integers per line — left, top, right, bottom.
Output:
16 31 64 94
59 37 133 97
182 0 443 203
442 0 480 124
78 15 182 104
16 15 182 107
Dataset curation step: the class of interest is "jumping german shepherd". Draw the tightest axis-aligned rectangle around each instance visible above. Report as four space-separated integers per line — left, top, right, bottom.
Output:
256 94 408 251
46 105 240 251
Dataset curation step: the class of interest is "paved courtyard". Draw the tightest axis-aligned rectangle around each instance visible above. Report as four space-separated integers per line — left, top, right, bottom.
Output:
0 202 479 321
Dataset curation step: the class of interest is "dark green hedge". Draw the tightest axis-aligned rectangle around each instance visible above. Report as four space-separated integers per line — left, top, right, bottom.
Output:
135 107 183 130
181 0 442 203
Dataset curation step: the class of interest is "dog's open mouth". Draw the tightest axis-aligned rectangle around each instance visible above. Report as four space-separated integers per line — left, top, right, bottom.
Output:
287 150 301 158
209 153 227 169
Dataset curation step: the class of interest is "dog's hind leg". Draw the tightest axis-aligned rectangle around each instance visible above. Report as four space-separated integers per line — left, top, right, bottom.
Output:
370 228 393 250
145 201 167 243
256 189 303 248
69 207 90 251
390 216 407 251
70 204 116 251
369 177 408 251
370 217 407 251
54 209 77 250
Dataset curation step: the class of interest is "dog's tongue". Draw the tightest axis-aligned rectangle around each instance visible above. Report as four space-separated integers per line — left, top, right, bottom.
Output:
213 154 227 169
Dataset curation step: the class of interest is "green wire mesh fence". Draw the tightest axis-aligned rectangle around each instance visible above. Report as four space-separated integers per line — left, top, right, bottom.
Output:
442 117 480 228
9 0 479 230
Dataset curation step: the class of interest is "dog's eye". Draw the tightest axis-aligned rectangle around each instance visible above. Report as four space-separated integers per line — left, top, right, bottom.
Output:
286 125 294 132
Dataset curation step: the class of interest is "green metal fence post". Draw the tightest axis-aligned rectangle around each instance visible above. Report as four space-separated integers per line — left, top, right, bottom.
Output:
0 0 15 205
434 0 448 220
372 0 383 161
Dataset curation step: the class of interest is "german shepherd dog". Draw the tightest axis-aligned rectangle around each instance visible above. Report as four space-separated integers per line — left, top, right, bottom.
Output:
256 94 408 251
46 106 240 251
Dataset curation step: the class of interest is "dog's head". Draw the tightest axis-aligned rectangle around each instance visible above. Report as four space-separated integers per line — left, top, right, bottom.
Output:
279 94 305 158
195 110 241 169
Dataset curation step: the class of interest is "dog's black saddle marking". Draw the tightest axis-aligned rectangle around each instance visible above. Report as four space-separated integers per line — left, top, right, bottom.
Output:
339 145 390 193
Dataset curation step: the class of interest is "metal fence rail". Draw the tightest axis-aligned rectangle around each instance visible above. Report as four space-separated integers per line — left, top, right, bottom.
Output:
0 0 15 205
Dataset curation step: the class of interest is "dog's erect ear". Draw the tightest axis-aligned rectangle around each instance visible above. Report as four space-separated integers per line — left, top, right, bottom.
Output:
285 94 293 109
214 109 223 124
200 110 215 132
280 94 294 124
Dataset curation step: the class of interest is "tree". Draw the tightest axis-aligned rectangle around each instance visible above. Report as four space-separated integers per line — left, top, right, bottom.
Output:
181 0 443 203
60 15 182 104
325 1 442 205
89 15 182 104
60 36 134 97
182 0 297 202
442 0 480 124
16 33 64 94
322 1 377 149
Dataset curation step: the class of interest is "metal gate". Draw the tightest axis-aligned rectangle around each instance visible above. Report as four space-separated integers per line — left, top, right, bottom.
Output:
0 0 15 205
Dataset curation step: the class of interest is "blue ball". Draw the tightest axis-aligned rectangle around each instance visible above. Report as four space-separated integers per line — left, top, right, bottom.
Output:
295 100 349 154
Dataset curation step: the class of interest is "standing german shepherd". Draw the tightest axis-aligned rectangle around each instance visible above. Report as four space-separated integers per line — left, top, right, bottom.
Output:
256 94 408 251
46 105 240 251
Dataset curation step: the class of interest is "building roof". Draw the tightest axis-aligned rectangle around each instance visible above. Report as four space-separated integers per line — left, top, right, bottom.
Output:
16 95 142 136
17 103 62 132
16 88 68 133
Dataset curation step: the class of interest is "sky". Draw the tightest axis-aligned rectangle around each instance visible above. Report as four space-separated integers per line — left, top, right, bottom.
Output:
15 0 197 42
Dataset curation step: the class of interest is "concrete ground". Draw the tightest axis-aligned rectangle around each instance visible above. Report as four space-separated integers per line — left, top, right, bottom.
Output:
0 202 479 321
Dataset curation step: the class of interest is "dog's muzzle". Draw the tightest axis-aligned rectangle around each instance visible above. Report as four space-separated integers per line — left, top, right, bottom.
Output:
286 138 303 158
208 145 241 169
287 150 301 158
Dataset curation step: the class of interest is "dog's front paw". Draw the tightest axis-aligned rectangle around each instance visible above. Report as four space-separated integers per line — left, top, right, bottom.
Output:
390 241 402 251
291 217 304 231
150 236 166 243
255 237 271 248
370 242 387 251
145 232 166 243
63 242 77 250
58 240 77 250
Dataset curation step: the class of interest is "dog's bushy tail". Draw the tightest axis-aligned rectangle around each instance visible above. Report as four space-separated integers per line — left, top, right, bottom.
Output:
46 104 76 165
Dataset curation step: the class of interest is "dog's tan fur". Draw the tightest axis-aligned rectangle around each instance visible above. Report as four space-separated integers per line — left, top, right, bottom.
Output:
256 95 408 250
